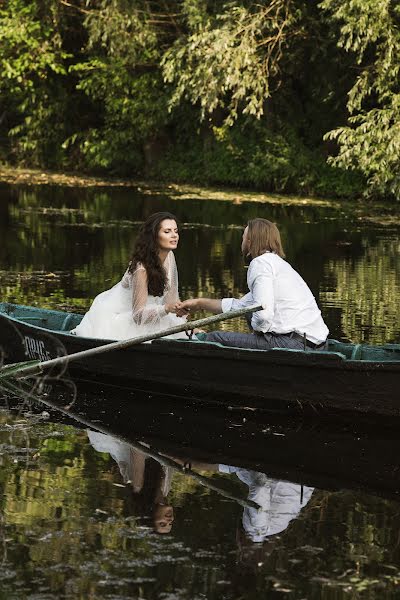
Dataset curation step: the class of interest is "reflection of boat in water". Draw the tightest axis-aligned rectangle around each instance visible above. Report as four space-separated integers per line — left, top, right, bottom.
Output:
2 374 400 505
1 302 400 420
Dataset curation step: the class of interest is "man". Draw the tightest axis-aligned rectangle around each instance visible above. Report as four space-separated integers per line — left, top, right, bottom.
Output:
176 218 328 350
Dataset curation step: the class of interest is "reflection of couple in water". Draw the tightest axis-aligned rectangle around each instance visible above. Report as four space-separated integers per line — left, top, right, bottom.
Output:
87 431 313 543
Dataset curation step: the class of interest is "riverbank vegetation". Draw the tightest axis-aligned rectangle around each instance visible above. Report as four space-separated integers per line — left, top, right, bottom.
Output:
0 1 399 200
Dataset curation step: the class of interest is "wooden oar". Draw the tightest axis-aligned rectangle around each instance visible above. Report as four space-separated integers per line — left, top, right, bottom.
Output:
0 304 262 380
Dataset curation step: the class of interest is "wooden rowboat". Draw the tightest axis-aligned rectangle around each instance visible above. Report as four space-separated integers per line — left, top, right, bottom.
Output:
0 302 399 420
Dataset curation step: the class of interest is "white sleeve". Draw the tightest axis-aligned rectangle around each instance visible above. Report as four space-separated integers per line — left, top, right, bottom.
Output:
247 260 275 323
221 292 255 313
131 267 167 324
164 251 180 305
218 464 238 474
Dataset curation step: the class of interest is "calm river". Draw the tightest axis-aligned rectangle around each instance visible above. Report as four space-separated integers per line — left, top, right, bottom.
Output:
0 182 399 599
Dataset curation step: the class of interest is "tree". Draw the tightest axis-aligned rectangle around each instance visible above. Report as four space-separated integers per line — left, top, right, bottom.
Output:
0 0 71 165
68 0 180 173
321 0 400 199
162 0 303 124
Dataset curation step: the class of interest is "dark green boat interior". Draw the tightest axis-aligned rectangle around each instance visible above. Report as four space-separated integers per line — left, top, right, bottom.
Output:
0 302 83 332
1 302 399 363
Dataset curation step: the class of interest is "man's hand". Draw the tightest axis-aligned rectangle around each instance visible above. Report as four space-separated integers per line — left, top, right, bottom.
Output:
165 302 185 315
175 299 200 317
176 298 222 316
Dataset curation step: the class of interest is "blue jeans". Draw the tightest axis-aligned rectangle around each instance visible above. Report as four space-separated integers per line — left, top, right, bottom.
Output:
204 330 327 351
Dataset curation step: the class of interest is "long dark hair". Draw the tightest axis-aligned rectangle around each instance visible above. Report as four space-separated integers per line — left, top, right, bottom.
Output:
129 212 178 296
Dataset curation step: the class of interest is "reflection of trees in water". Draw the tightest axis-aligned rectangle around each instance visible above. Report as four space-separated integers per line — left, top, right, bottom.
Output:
321 236 400 343
232 489 400 597
1 413 400 597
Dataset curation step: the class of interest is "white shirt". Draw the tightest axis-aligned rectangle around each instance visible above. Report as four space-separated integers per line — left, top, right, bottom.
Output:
221 252 329 344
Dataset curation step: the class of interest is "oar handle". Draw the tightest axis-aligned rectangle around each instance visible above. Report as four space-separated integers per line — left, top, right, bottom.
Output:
3 304 263 379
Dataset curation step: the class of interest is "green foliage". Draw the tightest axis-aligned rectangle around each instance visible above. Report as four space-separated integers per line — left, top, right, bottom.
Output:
66 0 173 173
71 60 168 173
83 0 160 61
0 0 68 95
0 0 397 198
153 115 362 197
321 0 400 199
162 1 303 124
0 0 71 165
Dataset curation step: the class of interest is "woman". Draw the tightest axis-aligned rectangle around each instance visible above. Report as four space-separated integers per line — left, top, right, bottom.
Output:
74 212 187 340
176 218 329 350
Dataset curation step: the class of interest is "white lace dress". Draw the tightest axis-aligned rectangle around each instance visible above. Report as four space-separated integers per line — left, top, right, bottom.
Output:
73 251 187 340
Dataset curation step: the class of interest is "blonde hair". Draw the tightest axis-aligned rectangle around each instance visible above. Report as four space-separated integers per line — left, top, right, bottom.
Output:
246 219 285 258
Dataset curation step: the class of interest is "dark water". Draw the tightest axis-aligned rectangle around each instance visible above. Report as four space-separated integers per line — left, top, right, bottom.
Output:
1 382 400 600
0 183 400 598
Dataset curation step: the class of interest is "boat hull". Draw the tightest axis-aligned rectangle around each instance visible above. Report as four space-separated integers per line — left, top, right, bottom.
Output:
0 303 399 420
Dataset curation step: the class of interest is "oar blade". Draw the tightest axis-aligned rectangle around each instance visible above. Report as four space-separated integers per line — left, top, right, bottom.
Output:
0 360 41 380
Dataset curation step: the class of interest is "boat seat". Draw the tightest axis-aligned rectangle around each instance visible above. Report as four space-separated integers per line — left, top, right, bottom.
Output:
350 344 362 360
60 313 76 331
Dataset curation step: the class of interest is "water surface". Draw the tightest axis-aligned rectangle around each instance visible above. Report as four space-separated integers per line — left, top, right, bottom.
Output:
1 385 400 600
0 183 399 599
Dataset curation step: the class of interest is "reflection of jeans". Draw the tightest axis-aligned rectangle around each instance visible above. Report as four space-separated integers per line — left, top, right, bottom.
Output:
205 330 328 351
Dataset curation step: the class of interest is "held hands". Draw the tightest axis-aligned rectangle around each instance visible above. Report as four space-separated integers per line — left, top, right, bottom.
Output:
167 297 220 317
166 299 206 333
165 298 200 316
174 299 200 317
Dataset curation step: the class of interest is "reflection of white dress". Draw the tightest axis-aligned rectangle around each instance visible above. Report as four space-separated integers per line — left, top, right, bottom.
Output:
87 430 173 495
74 251 187 340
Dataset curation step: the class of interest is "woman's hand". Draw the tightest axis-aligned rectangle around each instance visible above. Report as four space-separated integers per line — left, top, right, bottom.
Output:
165 300 196 315
165 302 180 314
174 299 200 317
